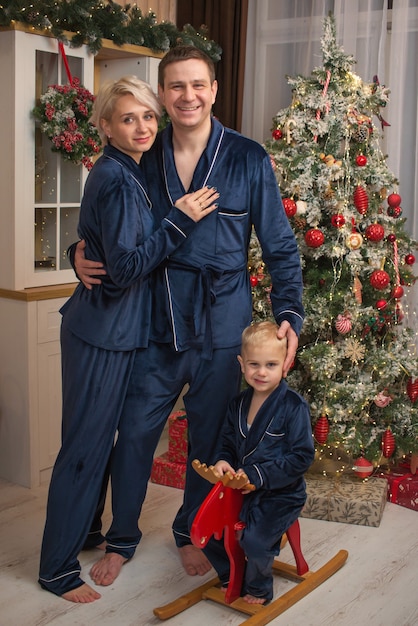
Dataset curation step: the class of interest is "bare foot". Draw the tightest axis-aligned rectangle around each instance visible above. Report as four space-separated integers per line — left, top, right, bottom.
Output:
243 593 266 605
89 552 128 586
62 582 101 603
178 545 212 576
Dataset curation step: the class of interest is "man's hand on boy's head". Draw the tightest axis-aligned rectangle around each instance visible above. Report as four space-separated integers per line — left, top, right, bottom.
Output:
75 239 106 290
276 321 298 377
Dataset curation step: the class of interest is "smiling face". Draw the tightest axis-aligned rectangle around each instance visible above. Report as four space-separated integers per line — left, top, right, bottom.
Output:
101 94 158 163
158 59 218 133
238 340 285 399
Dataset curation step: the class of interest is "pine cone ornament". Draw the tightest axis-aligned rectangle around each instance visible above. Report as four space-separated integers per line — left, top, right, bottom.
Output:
293 216 307 230
381 427 396 458
314 414 329 444
352 124 369 143
353 185 369 214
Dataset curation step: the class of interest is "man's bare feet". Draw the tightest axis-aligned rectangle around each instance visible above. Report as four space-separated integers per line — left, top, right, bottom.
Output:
243 593 266 605
89 552 128 586
62 582 101 603
178 545 212 576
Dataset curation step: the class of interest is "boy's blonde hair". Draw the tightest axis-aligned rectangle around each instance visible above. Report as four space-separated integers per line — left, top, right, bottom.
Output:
241 321 287 354
90 75 161 145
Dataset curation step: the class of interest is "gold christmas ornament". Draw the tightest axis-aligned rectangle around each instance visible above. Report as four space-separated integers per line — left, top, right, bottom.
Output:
346 232 363 250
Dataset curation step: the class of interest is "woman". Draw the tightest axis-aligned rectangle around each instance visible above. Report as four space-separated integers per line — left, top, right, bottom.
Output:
38 75 218 603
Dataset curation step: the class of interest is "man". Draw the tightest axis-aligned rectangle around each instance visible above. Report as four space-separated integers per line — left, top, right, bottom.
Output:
74 46 304 586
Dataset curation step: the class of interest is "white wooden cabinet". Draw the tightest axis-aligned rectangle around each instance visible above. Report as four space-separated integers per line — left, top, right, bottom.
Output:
0 25 162 487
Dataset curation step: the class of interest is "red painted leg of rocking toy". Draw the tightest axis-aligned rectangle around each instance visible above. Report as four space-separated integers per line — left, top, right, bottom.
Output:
285 519 309 575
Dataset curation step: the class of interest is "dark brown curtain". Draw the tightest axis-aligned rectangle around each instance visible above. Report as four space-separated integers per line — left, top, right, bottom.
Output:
176 0 248 131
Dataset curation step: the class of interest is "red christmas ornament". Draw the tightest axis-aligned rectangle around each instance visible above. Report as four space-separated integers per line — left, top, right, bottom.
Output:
381 428 396 458
282 197 297 217
365 223 385 242
353 456 374 478
405 253 416 265
387 205 402 218
331 214 346 228
369 269 390 290
387 192 401 208
386 233 396 243
250 275 259 287
272 128 283 140
376 299 387 311
407 377 418 403
355 154 367 166
305 228 325 248
391 285 404 299
314 414 329 444
353 185 369 214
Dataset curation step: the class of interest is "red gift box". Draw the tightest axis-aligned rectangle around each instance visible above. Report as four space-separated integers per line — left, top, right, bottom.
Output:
376 464 418 512
150 452 186 490
168 410 188 464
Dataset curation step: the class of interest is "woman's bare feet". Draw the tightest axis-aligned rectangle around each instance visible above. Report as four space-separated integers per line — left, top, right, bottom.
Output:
178 545 212 576
89 552 128 586
62 582 101 603
243 593 266 605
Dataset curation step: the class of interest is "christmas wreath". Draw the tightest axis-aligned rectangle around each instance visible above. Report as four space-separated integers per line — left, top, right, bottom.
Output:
32 78 101 170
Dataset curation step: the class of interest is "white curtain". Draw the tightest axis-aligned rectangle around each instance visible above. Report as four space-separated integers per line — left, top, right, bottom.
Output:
242 0 418 240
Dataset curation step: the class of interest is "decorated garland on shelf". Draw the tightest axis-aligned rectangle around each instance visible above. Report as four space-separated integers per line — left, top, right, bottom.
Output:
0 0 222 60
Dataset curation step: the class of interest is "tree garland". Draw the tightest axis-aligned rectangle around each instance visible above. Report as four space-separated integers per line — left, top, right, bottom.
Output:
0 0 222 60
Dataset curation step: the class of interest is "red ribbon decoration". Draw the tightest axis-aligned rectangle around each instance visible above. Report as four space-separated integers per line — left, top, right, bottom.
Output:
58 41 74 86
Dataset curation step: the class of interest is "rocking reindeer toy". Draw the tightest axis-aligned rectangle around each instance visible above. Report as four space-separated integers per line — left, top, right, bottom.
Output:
154 459 348 625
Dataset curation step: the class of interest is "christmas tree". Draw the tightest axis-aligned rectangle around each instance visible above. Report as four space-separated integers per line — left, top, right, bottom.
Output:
251 14 418 474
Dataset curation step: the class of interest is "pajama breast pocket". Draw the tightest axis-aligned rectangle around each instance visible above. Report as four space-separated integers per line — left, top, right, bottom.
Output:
215 208 249 254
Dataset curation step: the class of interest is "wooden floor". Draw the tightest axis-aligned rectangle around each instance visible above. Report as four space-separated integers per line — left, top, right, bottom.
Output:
1 466 417 626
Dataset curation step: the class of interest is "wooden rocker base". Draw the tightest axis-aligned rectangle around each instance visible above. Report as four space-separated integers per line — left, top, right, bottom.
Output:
153 549 348 625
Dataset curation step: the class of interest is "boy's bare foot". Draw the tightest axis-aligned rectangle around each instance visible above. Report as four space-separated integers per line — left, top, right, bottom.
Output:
178 545 212 576
62 582 101 603
243 593 266 605
89 552 128 586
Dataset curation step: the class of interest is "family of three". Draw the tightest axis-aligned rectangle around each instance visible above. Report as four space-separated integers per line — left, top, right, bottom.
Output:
38 44 312 606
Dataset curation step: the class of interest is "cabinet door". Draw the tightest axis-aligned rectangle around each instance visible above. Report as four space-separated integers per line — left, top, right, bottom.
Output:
37 340 62 476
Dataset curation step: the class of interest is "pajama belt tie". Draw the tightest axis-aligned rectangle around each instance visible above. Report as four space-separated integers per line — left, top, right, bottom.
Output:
165 262 246 360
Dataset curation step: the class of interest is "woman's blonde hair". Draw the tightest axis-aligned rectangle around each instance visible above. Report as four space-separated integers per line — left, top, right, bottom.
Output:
90 75 162 145
241 321 287 354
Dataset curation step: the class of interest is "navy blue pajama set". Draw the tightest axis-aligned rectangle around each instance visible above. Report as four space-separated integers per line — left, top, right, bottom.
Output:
38 145 199 596
201 381 315 603
96 118 305 558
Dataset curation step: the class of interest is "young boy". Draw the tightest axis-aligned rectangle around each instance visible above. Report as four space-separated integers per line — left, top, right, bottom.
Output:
202 321 314 605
